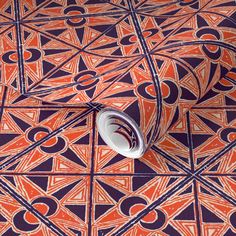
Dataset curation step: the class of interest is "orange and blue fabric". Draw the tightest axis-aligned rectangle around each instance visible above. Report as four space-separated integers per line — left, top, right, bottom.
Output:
0 0 235 235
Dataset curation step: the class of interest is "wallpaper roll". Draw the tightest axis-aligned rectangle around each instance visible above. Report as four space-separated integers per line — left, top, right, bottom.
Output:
1 0 235 158
94 4 236 158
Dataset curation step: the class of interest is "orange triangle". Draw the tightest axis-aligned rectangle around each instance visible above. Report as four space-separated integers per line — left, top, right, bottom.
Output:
20 150 46 172
20 177 42 199
142 177 164 200
222 49 233 66
105 176 131 192
144 151 164 172
200 137 225 153
94 182 114 205
142 100 156 130
143 183 158 200
185 46 204 56
28 34 39 47
162 198 190 216
4 65 16 80
146 17 156 28
54 208 81 223
55 159 76 172
106 160 133 174
203 225 223 236
50 176 68 186
223 31 236 40
68 186 87 203
0 201 19 214
2 38 14 51
3 136 30 152
64 130 87 142
43 112 62 129
182 223 198 236
210 201 234 215
133 70 151 83
223 177 236 193
165 62 176 80
159 138 180 149
99 209 124 223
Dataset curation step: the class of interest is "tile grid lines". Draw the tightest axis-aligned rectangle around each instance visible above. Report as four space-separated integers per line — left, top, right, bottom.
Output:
0 106 96 170
149 0 215 54
193 179 202 236
112 175 194 236
0 8 129 27
0 98 97 235
0 86 8 122
26 56 142 96
152 146 192 175
194 175 236 206
111 0 191 234
0 178 67 236
0 13 14 22
25 13 131 92
22 12 129 51
152 133 236 205
22 13 136 55
0 0 195 27
0 0 220 27
4 0 219 100
90 56 144 101
0 172 188 176
195 139 236 175
192 106 236 110
186 112 195 173
153 51 201 97
20 10 129 24
152 128 236 179
0 109 232 234
22 23 82 50
187 111 201 236
88 111 97 236
152 41 236 54
20 0 52 21
14 0 26 94
0 24 15 37
26 50 82 92
127 0 162 143
2 0 234 235
135 0 182 11
153 128 236 205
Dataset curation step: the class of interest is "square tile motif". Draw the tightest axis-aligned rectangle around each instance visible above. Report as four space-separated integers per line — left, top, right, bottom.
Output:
0 0 235 235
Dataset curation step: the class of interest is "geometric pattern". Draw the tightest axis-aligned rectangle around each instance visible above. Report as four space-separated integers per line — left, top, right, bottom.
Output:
0 0 235 235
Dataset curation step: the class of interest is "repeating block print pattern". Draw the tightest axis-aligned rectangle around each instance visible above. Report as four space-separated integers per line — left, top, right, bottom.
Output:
0 1 15 23
0 0 235 236
1 0 235 146
92 70 236 235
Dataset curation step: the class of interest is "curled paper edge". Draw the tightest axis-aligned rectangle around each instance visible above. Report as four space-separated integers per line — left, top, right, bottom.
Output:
96 108 146 159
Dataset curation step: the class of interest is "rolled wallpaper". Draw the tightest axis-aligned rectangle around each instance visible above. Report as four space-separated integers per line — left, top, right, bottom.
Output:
1 0 235 158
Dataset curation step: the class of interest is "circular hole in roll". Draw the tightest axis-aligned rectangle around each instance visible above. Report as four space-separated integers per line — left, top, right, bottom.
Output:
96 108 146 159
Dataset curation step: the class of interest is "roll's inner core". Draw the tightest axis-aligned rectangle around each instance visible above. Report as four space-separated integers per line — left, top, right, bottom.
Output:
110 117 137 150
96 109 145 159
